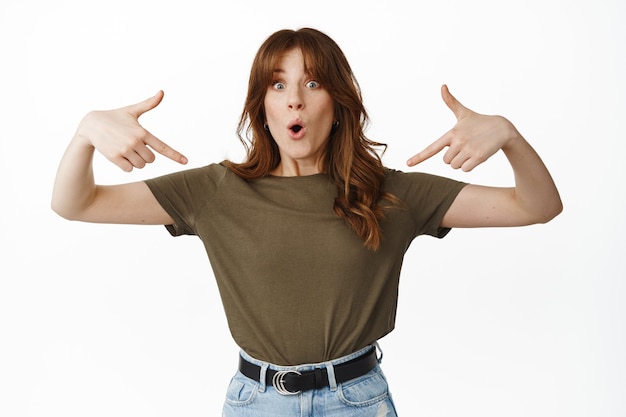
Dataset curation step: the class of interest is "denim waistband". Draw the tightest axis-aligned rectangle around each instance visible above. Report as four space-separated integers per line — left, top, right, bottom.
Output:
240 343 379 371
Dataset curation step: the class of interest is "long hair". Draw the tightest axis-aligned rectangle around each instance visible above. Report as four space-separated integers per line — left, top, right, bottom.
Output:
225 28 399 250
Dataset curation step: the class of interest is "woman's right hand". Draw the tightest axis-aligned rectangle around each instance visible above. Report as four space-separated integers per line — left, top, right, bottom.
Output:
75 90 187 171
52 91 185 224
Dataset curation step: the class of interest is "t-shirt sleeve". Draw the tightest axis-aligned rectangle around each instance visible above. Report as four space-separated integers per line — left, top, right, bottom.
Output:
143 163 226 237
385 169 468 239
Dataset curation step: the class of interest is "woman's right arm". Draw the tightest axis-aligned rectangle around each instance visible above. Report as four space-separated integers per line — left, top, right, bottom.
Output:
51 91 188 225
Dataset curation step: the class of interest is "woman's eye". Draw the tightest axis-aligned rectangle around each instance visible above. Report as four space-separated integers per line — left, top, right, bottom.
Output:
306 81 319 89
273 82 285 90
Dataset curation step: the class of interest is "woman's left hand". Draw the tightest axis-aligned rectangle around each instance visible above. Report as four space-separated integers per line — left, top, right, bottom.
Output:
407 85 520 171
408 85 562 228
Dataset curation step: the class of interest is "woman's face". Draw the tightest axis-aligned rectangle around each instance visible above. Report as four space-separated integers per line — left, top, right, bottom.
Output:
264 48 335 176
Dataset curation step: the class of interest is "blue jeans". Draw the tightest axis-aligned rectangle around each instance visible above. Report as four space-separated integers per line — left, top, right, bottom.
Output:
222 344 398 416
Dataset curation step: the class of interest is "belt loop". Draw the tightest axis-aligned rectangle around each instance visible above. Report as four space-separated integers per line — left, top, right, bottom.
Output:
373 341 383 364
258 363 268 392
325 361 337 391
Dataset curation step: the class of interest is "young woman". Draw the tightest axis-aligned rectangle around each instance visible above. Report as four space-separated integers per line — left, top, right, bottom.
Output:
51 28 562 416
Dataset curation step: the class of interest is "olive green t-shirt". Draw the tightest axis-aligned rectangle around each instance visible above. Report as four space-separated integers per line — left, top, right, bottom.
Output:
145 162 466 365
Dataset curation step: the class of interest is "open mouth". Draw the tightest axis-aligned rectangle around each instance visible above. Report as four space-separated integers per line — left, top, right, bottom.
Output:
290 124 303 133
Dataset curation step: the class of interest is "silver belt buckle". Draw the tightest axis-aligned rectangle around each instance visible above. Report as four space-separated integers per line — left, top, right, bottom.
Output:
272 370 302 395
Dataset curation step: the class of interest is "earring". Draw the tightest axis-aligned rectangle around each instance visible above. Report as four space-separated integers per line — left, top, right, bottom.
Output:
332 121 339 128
263 123 269 131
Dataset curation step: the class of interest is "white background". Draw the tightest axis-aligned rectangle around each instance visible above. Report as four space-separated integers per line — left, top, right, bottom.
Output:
1 0 624 416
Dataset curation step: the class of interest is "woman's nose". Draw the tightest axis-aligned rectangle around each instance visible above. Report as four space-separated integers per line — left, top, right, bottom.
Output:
288 87 304 110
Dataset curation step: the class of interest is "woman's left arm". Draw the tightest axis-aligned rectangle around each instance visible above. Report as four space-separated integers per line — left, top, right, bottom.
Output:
407 85 563 228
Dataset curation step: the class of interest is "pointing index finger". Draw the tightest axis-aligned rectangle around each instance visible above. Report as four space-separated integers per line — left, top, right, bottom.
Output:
144 134 188 165
407 134 450 167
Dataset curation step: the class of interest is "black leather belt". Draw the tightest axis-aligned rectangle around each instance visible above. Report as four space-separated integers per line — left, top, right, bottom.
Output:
238 347 378 395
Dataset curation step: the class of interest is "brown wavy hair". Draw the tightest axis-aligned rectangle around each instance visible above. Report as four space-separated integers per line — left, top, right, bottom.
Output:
225 28 400 250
